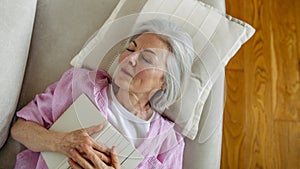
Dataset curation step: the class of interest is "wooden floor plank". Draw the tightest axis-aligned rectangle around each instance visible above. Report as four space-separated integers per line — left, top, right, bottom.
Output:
270 0 300 121
287 122 300 169
243 0 273 168
273 121 300 169
221 70 245 169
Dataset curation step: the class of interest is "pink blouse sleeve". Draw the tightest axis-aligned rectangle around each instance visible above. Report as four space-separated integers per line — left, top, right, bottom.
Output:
140 138 185 169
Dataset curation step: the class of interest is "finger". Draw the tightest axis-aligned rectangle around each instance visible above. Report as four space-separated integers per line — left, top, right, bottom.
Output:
84 124 103 136
79 140 110 162
91 139 111 155
69 148 93 169
81 146 109 168
68 158 82 169
81 124 111 155
111 146 121 169
93 150 111 164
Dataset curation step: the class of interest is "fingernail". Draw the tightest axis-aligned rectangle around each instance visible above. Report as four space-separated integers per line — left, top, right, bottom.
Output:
96 124 103 129
112 146 117 153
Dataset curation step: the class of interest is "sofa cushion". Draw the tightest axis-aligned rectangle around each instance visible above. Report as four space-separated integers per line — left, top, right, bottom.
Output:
17 0 120 109
0 0 37 149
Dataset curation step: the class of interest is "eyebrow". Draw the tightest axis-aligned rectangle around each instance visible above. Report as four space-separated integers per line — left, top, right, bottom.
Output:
143 49 156 55
131 40 156 55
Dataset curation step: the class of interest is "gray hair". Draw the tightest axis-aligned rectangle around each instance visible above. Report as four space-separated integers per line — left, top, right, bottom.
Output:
132 19 194 113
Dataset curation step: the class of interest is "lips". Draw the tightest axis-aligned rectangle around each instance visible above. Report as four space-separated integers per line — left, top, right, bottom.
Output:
121 68 132 77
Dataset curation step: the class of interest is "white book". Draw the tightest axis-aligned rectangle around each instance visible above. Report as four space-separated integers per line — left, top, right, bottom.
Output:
41 94 144 169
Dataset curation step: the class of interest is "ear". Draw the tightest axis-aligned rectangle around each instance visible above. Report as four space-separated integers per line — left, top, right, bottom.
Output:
160 82 166 90
157 71 167 92
156 76 163 90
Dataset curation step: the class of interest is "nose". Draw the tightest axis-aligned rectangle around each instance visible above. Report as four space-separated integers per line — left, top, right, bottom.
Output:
128 52 138 66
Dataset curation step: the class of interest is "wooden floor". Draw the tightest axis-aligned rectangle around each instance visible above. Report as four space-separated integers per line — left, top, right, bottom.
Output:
221 0 300 169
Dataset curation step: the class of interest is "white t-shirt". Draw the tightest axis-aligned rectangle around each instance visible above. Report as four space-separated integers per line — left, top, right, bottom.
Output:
107 84 155 147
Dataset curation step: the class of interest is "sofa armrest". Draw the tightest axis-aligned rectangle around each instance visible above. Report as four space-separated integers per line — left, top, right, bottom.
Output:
0 0 37 149
183 69 225 169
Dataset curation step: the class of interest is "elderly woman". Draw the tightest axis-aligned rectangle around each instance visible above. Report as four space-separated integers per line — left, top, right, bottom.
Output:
11 19 194 169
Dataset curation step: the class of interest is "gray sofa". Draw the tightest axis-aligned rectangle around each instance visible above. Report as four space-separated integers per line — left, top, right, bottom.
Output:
0 0 226 168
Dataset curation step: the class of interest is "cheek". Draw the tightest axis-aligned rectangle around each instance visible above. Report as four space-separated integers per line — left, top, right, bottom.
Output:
119 52 129 63
135 69 164 84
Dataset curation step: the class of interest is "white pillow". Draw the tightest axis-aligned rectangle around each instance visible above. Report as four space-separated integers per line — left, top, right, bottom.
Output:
70 0 255 140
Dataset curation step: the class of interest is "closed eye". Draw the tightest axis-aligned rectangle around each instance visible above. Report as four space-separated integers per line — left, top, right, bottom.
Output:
140 53 153 64
126 48 135 52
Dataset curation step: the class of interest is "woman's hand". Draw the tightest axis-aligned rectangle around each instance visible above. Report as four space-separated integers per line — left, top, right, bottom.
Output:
56 124 112 167
68 146 121 169
11 118 118 168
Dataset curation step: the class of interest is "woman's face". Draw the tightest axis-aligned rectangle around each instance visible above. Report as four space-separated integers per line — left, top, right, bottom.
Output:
113 33 170 95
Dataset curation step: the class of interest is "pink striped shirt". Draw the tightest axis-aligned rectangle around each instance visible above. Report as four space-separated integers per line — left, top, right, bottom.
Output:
15 68 184 169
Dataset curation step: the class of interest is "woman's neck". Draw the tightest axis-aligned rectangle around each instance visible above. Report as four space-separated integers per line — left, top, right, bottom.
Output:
112 84 153 120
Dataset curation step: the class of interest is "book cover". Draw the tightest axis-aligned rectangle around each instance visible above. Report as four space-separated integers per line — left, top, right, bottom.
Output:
41 94 144 169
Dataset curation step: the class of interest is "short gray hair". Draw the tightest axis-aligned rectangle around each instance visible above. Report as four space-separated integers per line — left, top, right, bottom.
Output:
132 19 194 113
